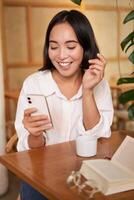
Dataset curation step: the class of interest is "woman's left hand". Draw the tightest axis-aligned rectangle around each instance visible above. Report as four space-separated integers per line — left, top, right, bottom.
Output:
82 53 106 90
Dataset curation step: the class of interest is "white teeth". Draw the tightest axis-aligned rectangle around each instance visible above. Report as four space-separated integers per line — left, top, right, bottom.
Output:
59 62 70 67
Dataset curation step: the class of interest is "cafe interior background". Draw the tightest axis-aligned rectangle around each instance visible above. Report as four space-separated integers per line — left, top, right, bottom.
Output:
0 0 134 199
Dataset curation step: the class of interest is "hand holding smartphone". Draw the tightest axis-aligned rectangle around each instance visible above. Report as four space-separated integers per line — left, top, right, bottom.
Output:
26 94 53 125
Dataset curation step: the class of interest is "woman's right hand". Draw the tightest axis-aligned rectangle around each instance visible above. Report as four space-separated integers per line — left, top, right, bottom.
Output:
22 108 53 136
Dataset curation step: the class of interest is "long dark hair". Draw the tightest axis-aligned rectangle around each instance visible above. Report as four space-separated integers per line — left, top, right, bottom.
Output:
40 10 99 72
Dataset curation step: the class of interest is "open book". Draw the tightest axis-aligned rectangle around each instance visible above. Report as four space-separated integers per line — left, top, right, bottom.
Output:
80 136 134 195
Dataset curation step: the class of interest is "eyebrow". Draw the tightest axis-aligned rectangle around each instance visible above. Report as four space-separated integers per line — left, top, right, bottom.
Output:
49 40 78 44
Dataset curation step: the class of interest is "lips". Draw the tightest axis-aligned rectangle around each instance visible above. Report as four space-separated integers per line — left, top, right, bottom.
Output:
57 62 73 70
58 62 71 67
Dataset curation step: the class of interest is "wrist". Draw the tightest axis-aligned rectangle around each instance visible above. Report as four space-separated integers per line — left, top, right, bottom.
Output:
82 87 93 96
28 134 46 149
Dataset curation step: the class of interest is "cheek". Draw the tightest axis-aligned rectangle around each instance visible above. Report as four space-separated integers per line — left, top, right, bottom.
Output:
48 50 55 61
72 50 83 63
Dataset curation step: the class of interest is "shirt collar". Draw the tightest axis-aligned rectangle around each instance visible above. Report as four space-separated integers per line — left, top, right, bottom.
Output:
37 70 82 100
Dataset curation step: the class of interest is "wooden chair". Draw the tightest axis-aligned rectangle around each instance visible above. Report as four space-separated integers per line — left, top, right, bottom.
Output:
5 133 18 153
4 89 20 199
5 134 20 200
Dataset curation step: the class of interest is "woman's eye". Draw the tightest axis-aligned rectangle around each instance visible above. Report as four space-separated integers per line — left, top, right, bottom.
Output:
67 46 76 50
50 46 58 50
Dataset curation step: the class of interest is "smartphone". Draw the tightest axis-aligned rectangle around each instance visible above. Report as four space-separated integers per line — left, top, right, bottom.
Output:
26 94 52 123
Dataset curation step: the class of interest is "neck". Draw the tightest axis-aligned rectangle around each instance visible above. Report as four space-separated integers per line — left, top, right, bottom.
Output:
51 69 82 99
52 69 82 86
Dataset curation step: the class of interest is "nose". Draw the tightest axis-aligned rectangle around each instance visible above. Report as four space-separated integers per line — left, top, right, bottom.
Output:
58 47 68 60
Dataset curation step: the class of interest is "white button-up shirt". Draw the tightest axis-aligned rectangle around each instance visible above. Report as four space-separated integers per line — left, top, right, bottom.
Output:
15 70 114 151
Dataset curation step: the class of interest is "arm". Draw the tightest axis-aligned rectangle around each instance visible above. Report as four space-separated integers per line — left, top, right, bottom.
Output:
23 107 52 149
15 81 52 151
81 54 113 136
28 134 45 149
82 89 100 130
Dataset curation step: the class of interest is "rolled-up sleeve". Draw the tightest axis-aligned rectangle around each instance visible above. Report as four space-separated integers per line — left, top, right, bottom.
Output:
77 79 114 138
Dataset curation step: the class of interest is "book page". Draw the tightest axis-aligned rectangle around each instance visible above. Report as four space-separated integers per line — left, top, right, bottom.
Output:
112 136 134 174
85 159 133 182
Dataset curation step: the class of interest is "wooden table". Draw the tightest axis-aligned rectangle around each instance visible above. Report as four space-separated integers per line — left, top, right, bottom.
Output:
0 131 134 200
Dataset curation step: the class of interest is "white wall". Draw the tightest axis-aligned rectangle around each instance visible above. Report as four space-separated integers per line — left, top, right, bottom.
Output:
0 0 8 195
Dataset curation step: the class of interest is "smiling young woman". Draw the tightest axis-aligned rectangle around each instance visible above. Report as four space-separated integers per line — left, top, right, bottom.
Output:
15 9 114 200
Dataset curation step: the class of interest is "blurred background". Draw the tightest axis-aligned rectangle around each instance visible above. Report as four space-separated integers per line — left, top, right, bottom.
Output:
0 0 134 199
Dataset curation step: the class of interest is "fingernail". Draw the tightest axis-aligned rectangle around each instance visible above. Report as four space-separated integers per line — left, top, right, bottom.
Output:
47 123 52 127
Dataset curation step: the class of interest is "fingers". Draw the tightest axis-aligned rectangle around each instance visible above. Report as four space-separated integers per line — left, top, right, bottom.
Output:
23 108 52 136
90 64 103 71
24 107 37 117
89 64 104 78
24 108 49 121
88 53 107 68
88 53 106 79
88 67 103 80
26 123 52 137
82 54 106 90
97 53 107 66
24 114 49 123
89 58 103 67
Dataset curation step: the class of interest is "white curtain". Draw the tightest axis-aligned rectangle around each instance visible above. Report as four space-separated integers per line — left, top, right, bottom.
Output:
0 1 8 195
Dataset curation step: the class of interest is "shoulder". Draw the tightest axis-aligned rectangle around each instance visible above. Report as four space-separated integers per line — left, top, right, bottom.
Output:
24 70 51 84
24 70 51 82
22 70 52 93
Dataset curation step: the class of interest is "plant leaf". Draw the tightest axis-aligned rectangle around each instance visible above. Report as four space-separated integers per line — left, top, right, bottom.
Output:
70 0 82 5
120 31 134 51
128 103 134 120
117 77 134 85
128 50 134 64
118 89 134 104
123 10 134 24
125 41 134 53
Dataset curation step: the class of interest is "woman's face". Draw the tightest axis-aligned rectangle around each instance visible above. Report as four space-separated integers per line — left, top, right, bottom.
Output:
48 22 84 78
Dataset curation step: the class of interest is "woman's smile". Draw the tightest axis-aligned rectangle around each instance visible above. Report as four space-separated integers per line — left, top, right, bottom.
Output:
58 61 73 69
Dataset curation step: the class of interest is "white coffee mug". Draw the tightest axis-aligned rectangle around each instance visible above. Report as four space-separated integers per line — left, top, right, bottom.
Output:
76 135 97 157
